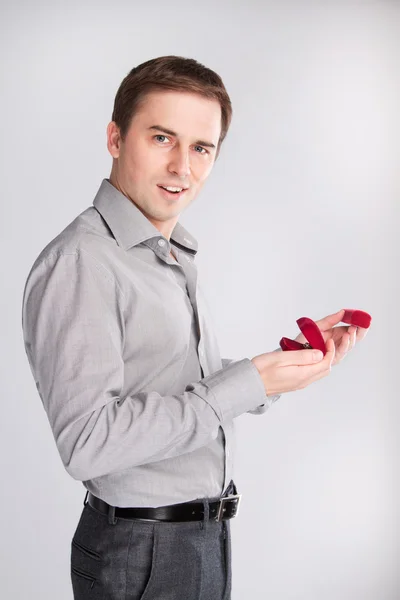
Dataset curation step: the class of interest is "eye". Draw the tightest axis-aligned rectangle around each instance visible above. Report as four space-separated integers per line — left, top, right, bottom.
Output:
193 145 208 155
154 135 169 143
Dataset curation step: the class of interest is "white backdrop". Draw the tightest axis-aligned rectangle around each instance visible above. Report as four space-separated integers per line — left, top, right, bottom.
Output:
1 1 398 598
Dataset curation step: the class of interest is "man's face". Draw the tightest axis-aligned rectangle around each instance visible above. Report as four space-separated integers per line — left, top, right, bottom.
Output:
107 90 222 237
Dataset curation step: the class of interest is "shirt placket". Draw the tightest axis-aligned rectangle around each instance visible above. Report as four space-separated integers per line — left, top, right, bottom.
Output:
176 254 210 378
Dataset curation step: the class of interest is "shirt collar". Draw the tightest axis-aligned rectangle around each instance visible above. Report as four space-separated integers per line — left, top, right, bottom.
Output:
92 178 198 255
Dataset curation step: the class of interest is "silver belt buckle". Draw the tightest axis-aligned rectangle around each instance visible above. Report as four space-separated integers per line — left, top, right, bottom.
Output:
216 493 242 522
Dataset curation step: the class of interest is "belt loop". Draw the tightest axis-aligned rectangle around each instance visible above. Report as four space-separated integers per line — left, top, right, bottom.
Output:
83 490 89 506
108 504 117 526
202 498 209 527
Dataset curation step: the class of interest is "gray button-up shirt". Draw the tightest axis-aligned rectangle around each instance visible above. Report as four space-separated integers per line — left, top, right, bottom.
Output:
21 179 280 507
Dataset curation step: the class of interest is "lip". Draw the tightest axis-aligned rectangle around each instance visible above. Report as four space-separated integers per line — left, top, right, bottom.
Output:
157 185 188 201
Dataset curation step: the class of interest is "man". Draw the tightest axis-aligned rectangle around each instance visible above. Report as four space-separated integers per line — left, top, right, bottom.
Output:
21 56 368 600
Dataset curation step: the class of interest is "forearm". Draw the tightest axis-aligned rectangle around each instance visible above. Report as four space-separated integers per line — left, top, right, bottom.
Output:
52 359 264 481
22 250 267 481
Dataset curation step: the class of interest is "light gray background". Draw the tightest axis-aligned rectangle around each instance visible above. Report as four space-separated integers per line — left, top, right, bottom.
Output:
1 1 398 598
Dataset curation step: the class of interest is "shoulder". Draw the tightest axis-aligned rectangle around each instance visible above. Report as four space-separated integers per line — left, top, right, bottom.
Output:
26 206 118 275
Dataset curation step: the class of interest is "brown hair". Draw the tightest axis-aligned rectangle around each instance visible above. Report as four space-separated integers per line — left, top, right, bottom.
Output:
111 55 232 158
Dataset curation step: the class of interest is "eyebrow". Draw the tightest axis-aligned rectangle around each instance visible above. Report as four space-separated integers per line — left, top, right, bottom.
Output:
148 125 216 149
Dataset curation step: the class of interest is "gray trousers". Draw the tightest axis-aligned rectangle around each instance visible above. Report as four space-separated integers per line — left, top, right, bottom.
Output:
70 482 235 599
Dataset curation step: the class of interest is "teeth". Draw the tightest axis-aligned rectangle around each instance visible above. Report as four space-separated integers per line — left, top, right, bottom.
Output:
163 186 183 192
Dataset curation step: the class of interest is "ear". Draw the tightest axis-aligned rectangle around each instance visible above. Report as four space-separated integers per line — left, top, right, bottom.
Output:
106 121 122 159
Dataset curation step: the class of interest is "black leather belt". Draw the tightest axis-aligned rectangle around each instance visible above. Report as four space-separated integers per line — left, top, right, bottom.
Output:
85 491 242 522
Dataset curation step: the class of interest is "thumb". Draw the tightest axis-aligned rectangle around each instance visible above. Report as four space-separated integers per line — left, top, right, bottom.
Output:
284 348 325 366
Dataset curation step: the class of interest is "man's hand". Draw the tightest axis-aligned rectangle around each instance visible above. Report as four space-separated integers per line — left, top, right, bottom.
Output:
294 308 370 366
251 339 336 397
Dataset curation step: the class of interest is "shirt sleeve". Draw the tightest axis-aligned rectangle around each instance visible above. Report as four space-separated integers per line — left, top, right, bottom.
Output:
21 249 270 482
221 356 281 415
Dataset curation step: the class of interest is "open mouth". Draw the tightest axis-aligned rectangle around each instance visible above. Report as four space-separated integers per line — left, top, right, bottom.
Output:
157 185 188 200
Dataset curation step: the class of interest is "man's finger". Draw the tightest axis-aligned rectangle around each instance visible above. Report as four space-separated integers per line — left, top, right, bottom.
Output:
335 332 350 362
314 309 345 331
322 337 336 368
305 338 336 382
356 326 369 343
282 348 325 366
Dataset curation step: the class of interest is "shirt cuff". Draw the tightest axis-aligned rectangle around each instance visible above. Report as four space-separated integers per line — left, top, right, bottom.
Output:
198 358 270 422
246 393 281 415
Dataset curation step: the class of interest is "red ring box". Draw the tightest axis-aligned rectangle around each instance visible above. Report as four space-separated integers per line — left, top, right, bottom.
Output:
279 309 371 356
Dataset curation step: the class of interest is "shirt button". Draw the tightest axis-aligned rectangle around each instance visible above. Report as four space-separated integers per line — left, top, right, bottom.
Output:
158 239 166 247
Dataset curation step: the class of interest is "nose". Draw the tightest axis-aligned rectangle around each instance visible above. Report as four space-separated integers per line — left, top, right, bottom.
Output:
168 145 191 179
